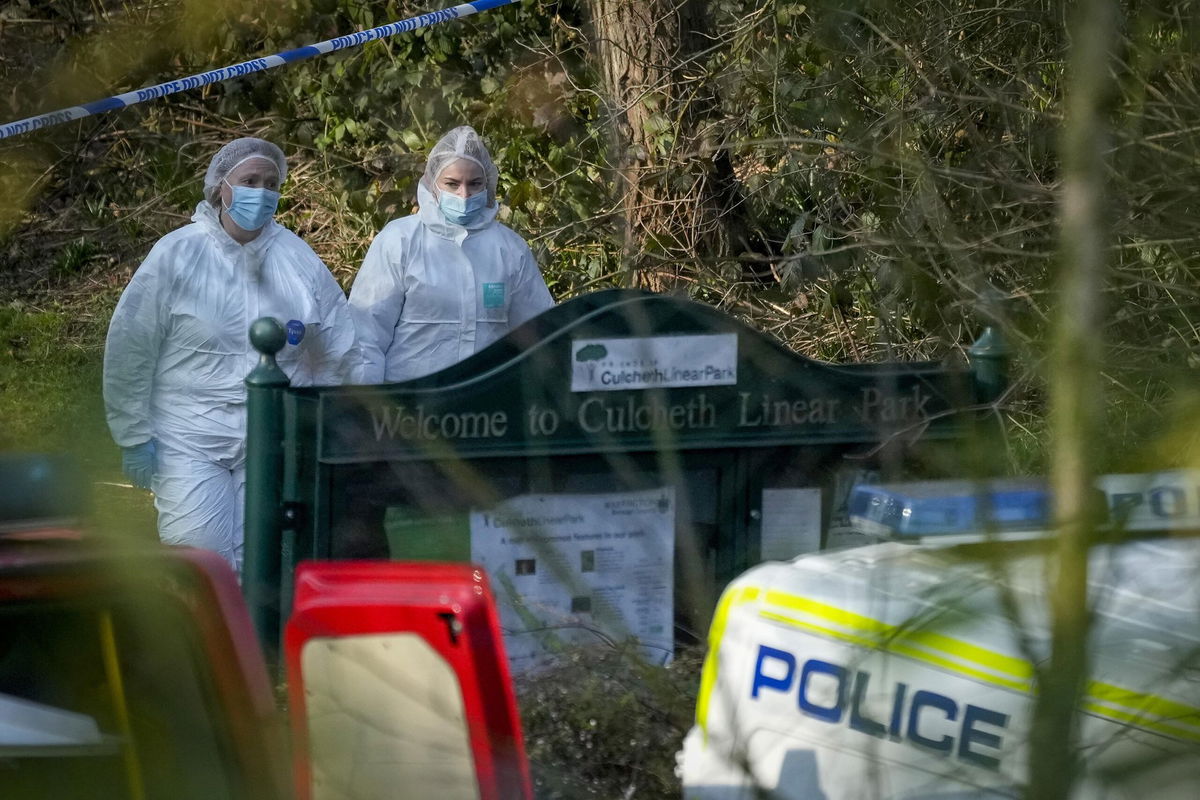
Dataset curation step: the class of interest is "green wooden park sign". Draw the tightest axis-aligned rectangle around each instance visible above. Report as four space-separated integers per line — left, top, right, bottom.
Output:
243 289 1007 650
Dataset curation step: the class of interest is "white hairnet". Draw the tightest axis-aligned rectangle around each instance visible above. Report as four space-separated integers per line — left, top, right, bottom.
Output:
203 138 288 205
420 126 499 206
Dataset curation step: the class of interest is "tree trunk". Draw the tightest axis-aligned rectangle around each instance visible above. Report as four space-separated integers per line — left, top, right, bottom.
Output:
1026 0 1117 797
584 0 755 290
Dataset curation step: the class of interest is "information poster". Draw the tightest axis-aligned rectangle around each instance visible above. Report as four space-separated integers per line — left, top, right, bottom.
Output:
470 488 675 671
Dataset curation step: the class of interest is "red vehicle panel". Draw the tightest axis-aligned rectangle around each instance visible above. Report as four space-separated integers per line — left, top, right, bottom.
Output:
284 561 531 800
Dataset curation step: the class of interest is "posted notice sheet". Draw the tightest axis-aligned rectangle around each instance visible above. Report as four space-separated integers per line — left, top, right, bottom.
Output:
470 488 675 670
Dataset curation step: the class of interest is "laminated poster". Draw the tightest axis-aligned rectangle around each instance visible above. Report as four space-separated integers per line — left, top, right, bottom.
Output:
470 488 675 671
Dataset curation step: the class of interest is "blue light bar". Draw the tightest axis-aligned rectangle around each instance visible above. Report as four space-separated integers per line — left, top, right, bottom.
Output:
847 471 1200 541
847 479 1050 539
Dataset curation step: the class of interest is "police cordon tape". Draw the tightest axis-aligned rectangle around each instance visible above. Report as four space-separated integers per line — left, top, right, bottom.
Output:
0 0 518 141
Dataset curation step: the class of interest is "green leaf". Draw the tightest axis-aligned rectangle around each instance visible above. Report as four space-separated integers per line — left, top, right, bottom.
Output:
400 129 424 151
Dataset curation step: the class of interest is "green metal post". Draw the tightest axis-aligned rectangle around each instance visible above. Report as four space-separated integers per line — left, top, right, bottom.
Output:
244 317 289 656
968 325 1010 404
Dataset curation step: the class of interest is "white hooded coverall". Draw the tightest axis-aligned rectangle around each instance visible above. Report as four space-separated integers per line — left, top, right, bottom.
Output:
103 201 357 569
349 180 554 383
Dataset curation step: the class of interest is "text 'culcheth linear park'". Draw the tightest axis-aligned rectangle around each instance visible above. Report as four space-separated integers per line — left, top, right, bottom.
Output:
368 384 939 444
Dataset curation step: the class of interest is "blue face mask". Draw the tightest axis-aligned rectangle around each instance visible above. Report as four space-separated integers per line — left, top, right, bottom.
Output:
223 183 280 231
439 189 488 226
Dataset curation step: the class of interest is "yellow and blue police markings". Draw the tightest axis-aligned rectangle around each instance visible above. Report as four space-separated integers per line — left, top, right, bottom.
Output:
696 581 1200 765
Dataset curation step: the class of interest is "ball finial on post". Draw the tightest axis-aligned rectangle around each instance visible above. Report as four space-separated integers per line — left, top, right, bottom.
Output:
247 318 289 388
250 317 287 357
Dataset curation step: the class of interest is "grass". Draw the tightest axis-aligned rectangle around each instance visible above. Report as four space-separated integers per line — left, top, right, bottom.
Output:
0 304 157 544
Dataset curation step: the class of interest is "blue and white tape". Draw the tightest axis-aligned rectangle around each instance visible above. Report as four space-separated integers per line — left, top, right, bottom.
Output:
0 0 518 140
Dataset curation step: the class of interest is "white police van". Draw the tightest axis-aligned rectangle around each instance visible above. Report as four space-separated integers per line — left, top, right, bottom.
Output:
679 471 1200 798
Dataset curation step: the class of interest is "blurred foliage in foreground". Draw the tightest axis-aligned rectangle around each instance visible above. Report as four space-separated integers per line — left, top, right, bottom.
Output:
3 0 1200 796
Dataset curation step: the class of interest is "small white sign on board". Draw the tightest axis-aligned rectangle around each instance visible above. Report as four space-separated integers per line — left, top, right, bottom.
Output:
760 488 823 561
570 334 738 392
470 488 675 671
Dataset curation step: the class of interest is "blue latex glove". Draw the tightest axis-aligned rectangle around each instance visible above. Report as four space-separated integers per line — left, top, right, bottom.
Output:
121 440 157 489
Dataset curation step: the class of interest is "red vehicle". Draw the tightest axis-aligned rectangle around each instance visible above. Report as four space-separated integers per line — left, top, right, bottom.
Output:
0 454 531 800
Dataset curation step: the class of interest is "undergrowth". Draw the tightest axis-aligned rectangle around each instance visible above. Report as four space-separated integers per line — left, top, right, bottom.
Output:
517 643 704 799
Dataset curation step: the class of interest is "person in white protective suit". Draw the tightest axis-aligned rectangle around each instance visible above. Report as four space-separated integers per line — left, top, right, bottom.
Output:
349 125 554 382
103 137 358 571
